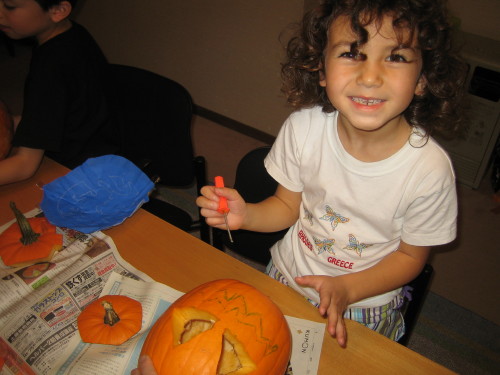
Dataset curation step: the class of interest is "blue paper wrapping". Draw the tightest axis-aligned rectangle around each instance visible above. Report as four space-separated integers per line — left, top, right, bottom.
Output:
41 155 154 233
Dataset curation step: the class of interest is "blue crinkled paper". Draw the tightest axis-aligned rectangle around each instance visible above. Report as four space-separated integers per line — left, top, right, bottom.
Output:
41 155 154 233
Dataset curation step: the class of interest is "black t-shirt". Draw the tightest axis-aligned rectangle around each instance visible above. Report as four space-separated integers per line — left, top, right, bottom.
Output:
12 22 119 169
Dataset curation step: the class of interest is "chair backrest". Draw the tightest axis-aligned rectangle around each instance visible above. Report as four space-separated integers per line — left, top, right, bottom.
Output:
234 146 279 202
109 64 194 187
398 263 434 346
214 146 288 264
108 64 210 244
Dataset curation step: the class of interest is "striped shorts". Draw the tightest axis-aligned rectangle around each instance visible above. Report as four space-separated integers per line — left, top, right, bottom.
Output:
266 261 405 341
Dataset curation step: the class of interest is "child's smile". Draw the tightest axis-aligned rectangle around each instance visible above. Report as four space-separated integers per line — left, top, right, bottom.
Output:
350 96 385 107
320 15 425 140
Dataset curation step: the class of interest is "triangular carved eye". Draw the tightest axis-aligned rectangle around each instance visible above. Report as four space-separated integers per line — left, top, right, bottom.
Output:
218 330 256 375
180 319 215 344
173 307 217 345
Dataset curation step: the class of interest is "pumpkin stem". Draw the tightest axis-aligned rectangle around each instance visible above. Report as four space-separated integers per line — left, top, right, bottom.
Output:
10 201 40 246
102 301 120 326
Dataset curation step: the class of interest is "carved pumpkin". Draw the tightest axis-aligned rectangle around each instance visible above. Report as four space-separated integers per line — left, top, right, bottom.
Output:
0 202 63 267
141 279 291 375
77 295 142 345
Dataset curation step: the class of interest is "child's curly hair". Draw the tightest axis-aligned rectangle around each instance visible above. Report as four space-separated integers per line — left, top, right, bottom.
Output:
281 0 468 138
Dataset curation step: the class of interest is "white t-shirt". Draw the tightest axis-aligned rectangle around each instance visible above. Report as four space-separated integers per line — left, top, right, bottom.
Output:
265 107 457 308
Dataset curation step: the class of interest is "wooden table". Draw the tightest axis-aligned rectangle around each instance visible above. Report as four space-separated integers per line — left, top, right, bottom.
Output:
0 158 455 374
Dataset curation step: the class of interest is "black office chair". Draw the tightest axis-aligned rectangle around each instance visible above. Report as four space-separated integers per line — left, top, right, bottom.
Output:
215 145 433 346
397 263 434 346
109 64 210 244
213 146 288 264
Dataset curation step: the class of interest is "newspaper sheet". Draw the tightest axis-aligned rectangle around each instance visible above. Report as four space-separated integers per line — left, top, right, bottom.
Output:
0 210 324 375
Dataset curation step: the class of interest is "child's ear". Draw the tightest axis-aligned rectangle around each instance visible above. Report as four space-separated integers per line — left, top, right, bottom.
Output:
415 74 427 96
48 1 72 23
319 64 327 87
319 71 326 87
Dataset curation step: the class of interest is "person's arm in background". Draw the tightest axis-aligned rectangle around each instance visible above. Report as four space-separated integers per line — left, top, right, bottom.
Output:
0 100 13 160
0 146 44 185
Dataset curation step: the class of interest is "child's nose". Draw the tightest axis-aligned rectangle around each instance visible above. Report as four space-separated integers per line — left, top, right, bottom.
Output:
356 61 383 88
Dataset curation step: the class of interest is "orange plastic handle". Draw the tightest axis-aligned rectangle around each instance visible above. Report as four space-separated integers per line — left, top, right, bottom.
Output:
215 176 229 214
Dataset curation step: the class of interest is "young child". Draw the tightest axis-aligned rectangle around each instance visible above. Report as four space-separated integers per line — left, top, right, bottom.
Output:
0 0 118 185
197 0 467 347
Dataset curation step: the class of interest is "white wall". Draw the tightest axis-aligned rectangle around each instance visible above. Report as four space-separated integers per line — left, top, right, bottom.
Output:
74 0 499 137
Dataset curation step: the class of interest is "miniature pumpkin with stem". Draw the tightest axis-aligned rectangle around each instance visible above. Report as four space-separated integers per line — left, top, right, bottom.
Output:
0 202 63 267
78 295 142 345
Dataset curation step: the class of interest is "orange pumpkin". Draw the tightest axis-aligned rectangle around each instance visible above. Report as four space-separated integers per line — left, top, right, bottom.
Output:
77 295 142 345
0 202 63 267
141 279 291 375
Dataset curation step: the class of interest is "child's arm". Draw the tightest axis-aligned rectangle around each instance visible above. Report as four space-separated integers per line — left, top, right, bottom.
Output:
197 183 301 233
296 241 430 347
0 146 45 185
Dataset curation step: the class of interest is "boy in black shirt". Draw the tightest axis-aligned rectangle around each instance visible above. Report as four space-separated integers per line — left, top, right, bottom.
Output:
0 0 118 184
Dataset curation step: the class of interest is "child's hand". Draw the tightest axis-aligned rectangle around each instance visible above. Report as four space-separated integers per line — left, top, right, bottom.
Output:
196 184 247 230
131 355 157 375
295 275 350 347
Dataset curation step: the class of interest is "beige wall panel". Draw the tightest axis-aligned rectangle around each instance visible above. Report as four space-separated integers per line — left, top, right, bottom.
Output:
74 0 499 137
75 0 303 137
448 0 500 41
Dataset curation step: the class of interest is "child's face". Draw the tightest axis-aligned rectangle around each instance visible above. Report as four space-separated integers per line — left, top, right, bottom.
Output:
320 15 425 133
0 0 57 43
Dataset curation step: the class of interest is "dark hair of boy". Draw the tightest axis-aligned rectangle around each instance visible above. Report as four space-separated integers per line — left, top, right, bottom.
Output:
34 0 77 11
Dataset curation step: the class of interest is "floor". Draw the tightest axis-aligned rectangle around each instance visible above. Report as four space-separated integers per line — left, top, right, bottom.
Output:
1 40 499 328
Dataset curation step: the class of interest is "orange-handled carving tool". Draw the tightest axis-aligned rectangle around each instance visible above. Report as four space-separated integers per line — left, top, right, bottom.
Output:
215 176 233 243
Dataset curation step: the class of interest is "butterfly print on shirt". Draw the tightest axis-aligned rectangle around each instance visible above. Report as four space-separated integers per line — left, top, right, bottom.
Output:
313 236 335 255
320 205 349 231
303 208 313 226
343 234 373 257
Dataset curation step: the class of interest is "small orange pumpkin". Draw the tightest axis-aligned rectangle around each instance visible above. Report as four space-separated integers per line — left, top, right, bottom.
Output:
77 295 142 345
141 279 291 375
0 202 63 267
